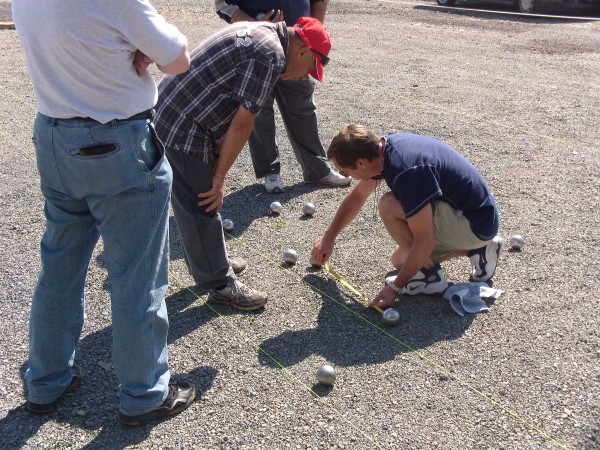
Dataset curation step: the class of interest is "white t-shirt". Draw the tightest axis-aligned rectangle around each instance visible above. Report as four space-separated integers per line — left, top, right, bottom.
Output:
13 0 186 123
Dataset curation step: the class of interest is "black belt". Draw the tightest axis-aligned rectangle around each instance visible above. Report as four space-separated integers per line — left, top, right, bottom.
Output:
71 109 154 123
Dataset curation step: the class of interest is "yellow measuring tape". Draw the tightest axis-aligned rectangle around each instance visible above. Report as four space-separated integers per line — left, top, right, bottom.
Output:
324 263 385 314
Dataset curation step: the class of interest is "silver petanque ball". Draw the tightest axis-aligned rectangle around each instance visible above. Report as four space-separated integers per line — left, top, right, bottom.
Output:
282 248 298 265
222 219 234 231
309 255 322 268
316 364 336 386
302 202 316 216
510 234 526 250
270 201 282 214
382 308 401 326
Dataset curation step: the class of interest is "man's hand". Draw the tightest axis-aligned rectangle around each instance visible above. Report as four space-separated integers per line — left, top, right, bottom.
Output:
257 9 284 22
133 50 153 76
198 174 225 213
369 286 398 310
208 105 255 212
311 235 334 266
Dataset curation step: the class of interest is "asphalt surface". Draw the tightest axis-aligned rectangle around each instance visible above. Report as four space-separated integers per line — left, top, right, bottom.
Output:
0 0 598 449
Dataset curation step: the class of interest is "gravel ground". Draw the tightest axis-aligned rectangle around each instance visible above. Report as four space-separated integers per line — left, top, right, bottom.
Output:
1 1 599 449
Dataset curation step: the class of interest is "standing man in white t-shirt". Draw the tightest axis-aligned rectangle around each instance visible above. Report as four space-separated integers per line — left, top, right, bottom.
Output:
13 0 194 426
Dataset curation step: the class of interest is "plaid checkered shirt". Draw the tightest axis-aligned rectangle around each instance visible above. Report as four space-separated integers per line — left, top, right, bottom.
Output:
155 22 288 162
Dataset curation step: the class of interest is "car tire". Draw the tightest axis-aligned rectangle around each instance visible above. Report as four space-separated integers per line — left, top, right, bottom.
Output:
437 0 457 5
517 0 540 13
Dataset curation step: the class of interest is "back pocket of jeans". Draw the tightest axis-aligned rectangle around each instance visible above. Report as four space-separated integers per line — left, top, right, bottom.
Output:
76 144 117 156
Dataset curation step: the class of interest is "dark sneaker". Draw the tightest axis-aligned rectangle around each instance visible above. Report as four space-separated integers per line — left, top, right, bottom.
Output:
118 381 196 426
229 257 247 275
208 279 268 310
469 236 503 282
399 264 449 295
27 366 83 414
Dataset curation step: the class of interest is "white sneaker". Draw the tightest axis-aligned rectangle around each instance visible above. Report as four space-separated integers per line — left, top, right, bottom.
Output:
264 174 284 193
398 264 449 296
468 235 503 282
315 170 352 187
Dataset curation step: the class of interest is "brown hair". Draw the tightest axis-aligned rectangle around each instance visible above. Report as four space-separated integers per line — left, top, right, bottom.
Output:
327 124 380 169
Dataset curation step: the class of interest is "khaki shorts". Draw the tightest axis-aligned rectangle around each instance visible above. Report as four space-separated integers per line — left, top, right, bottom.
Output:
430 200 489 262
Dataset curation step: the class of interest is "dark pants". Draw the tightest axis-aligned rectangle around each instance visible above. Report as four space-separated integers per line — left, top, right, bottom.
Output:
248 78 331 182
166 147 235 290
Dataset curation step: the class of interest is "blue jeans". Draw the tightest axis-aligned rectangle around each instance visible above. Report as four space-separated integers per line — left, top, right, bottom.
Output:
26 113 172 416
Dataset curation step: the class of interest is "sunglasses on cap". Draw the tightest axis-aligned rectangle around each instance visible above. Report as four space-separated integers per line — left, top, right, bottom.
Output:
310 48 330 66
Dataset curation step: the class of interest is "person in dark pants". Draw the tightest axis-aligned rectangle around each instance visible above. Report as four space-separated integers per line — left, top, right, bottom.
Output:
215 0 351 193
13 0 195 426
155 18 333 309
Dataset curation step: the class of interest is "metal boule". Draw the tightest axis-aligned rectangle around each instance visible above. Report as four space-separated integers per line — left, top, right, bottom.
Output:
510 234 525 250
302 202 316 216
282 248 298 265
222 219 234 231
382 308 401 326
316 364 336 386
270 201 282 214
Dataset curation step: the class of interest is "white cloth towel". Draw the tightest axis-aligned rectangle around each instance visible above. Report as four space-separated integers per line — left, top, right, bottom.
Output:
443 282 504 316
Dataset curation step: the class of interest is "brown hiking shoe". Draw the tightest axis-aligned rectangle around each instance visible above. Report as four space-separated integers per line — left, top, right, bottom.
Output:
208 279 268 311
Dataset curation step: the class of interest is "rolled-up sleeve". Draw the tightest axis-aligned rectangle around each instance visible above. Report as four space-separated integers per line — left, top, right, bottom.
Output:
118 0 187 66
232 59 280 114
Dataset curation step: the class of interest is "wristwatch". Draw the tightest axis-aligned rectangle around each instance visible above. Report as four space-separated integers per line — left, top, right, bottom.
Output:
387 282 401 294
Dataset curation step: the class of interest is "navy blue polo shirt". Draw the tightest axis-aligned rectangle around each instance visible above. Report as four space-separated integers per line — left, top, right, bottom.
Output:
381 134 499 241
229 1 312 26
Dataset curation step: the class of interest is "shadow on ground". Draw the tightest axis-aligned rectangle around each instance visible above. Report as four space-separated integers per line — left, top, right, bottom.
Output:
258 274 476 368
168 181 337 262
0 288 220 449
415 1 600 22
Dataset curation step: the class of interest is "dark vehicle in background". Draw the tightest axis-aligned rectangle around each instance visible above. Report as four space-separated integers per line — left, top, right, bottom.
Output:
436 0 600 14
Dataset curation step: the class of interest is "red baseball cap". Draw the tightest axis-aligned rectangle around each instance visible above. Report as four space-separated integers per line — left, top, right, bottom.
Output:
292 17 331 82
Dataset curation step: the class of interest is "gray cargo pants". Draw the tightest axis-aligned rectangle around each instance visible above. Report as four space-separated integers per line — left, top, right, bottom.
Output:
166 147 235 290
248 77 331 182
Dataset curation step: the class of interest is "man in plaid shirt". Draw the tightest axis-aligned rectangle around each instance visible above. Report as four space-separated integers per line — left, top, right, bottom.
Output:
155 17 331 309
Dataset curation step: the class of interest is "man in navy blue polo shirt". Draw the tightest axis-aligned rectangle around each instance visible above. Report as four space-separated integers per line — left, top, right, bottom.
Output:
312 124 503 310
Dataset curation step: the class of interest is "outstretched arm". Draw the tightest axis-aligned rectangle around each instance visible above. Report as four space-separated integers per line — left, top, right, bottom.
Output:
311 179 377 265
197 105 255 213
369 203 436 309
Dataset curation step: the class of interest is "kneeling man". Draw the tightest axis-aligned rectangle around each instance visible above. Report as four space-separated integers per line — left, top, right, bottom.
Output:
311 124 502 310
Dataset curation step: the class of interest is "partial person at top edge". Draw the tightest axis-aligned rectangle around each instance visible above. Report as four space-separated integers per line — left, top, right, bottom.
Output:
215 0 351 194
